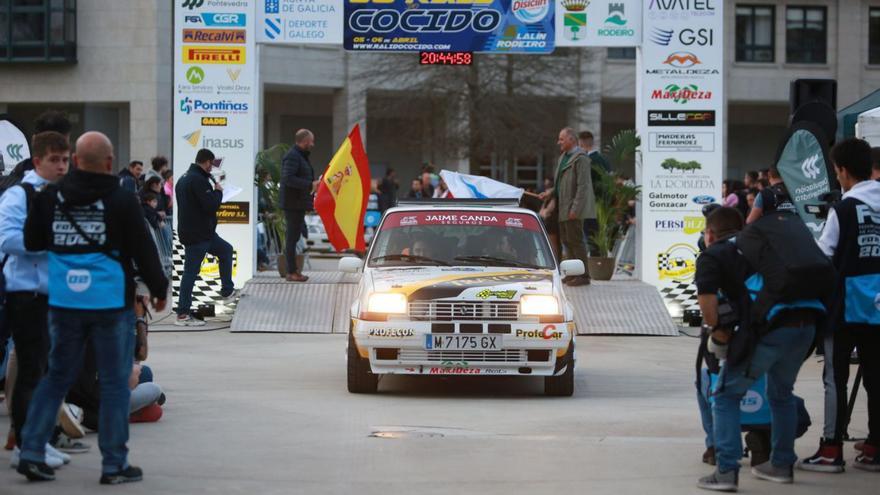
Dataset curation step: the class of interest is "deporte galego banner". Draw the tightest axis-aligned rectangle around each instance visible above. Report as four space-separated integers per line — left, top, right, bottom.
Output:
344 0 555 53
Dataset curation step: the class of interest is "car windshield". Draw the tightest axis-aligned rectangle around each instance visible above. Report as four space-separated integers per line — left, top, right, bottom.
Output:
368 211 555 269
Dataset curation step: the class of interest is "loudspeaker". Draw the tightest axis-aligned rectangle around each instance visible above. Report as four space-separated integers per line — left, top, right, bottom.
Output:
790 79 837 114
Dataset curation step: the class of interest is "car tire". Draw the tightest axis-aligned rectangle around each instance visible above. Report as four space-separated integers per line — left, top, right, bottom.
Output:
347 332 378 394
544 343 574 397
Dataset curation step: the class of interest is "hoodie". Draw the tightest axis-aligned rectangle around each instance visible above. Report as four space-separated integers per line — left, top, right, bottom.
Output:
0 170 49 293
818 179 880 256
24 169 168 310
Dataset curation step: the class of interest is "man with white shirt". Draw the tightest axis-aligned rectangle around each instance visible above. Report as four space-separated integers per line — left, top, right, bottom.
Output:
801 138 880 473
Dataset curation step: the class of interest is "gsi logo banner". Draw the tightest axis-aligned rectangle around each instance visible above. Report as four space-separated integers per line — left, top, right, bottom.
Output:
185 13 247 27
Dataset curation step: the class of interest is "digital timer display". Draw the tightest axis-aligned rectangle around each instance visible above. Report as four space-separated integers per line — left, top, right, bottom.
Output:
419 52 473 66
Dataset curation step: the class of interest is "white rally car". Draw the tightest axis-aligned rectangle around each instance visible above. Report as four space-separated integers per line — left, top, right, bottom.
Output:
338 200 585 396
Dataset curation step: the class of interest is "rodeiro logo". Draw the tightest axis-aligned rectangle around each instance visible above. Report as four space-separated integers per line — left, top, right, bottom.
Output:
66 269 92 293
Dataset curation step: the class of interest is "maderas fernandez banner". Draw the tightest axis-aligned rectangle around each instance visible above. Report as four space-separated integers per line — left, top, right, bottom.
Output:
344 0 555 53
774 122 833 238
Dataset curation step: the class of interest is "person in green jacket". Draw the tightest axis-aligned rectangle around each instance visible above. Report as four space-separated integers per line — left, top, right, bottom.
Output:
554 127 595 286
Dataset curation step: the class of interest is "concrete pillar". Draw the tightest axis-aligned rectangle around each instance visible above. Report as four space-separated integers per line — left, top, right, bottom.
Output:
835 1 862 107
572 48 604 149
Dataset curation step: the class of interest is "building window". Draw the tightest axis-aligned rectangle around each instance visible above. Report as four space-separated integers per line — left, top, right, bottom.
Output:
786 6 826 64
735 5 775 62
607 47 636 60
0 0 77 63
871 8 880 65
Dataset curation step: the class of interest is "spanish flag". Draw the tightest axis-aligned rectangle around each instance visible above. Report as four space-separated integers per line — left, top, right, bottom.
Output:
314 125 371 252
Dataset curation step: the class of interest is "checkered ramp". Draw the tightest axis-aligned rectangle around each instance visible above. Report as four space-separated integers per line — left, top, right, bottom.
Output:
171 235 239 312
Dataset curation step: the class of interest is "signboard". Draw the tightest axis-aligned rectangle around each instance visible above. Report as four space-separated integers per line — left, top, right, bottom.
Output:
0 119 30 176
344 0 555 53
174 0 258 304
635 0 723 316
554 0 641 47
774 125 833 238
258 0 343 44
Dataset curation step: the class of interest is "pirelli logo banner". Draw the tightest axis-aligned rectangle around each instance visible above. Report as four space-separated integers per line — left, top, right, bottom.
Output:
182 45 246 64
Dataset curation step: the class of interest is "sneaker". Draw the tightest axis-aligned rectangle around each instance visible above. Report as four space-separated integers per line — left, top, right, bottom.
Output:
854 444 880 472
798 438 845 473
697 468 738 492
100 465 143 485
175 314 206 327
52 433 91 454
16 458 55 482
220 288 241 304
10 447 64 469
702 446 716 466
745 431 771 467
751 461 794 483
44 443 70 464
129 404 163 423
59 403 85 439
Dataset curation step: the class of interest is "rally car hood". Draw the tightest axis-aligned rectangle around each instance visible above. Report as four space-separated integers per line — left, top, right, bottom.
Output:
366 266 556 301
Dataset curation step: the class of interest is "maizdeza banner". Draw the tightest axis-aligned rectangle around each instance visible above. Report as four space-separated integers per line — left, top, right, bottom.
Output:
636 0 723 316
774 123 833 238
344 0 555 53
0 119 30 176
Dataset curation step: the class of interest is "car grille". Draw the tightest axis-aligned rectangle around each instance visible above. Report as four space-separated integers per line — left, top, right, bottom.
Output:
408 301 519 321
398 349 526 363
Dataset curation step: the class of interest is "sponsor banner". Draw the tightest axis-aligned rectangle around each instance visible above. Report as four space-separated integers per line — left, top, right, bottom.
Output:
258 0 343 44
649 131 714 152
174 0 257 302
217 202 251 224
0 120 30 175
636 0 723 315
774 126 833 238
555 0 642 47
381 211 542 231
344 0 555 53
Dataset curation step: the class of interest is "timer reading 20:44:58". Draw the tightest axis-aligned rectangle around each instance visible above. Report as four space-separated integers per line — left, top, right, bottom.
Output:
419 52 473 65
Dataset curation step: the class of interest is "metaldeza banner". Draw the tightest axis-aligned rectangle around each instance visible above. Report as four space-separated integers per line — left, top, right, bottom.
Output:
344 0 555 53
636 0 723 316
555 0 641 47
174 0 257 307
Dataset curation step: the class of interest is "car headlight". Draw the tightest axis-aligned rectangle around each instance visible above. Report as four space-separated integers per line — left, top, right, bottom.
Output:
366 293 407 315
520 294 559 316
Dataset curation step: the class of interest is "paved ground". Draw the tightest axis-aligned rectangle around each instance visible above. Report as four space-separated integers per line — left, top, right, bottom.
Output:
0 331 874 494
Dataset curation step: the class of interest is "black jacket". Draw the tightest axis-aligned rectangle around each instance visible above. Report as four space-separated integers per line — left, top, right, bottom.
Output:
24 169 168 307
118 168 140 194
175 163 222 246
280 145 314 211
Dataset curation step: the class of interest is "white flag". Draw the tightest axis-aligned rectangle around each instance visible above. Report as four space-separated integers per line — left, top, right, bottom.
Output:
439 170 524 200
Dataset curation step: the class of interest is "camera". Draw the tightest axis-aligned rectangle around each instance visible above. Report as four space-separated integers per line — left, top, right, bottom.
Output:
805 190 841 220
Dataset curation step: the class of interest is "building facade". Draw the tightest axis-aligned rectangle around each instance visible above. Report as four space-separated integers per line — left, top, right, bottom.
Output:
2 1 879 189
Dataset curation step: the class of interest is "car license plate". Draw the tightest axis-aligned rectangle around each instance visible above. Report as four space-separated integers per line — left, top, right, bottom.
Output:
425 334 502 351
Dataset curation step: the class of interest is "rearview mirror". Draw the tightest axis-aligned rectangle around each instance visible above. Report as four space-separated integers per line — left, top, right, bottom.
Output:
559 259 585 277
338 257 362 274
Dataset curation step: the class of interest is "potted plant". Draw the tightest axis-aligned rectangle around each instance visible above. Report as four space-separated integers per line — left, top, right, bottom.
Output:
587 131 640 281
254 143 297 277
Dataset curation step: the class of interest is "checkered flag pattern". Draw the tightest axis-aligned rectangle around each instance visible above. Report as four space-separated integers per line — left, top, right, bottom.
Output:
660 281 700 312
172 234 238 311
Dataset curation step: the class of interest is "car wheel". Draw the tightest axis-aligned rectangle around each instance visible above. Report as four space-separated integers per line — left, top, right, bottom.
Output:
544 343 575 397
347 332 378 394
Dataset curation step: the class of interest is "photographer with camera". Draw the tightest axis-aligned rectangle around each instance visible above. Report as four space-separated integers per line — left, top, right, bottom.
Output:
695 207 827 491
802 138 880 473
745 165 797 224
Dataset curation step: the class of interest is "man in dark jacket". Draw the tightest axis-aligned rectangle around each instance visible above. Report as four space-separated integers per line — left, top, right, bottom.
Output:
18 131 167 484
174 148 237 326
280 129 318 282
378 168 398 212
118 160 143 194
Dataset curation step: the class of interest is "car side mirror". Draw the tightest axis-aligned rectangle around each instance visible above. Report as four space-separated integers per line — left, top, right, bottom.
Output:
338 256 363 274
559 259 585 277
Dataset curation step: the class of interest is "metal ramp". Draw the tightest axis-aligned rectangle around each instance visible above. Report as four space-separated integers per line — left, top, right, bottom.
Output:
231 272 678 336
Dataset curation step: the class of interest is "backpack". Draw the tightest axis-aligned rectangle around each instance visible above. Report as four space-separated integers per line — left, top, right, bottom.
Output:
736 211 835 328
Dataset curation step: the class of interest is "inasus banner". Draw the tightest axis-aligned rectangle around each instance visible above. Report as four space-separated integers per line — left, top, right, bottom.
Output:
635 0 723 316
174 0 258 307
344 0 555 53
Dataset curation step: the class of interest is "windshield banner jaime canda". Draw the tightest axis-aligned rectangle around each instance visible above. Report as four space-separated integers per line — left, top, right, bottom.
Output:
344 0 555 53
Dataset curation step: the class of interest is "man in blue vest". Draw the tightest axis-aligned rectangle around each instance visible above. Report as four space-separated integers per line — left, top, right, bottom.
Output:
802 138 880 473
17 132 168 484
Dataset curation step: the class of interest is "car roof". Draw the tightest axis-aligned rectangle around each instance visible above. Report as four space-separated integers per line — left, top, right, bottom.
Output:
383 204 537 216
